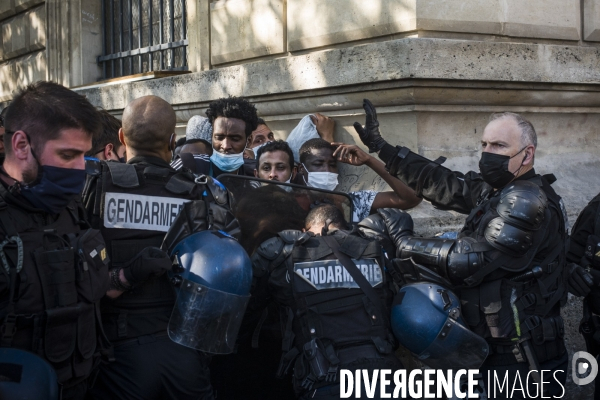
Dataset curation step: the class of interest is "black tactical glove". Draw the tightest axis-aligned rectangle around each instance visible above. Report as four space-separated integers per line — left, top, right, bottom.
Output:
123 247 172 286
353 99 388 153
377 208 414 255
585 234 600 268
568 263 595 297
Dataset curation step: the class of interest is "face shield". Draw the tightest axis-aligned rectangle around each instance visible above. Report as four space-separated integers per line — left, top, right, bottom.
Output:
167 230 252 354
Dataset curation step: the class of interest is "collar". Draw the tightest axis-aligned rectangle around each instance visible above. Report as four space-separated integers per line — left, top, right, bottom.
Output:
515 168 536 181
127 155 172 168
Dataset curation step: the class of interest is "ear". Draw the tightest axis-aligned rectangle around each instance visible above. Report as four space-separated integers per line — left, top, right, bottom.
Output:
104 143 114 160
247 134 253 146
11 130 31 161
254 169 259 178
118 128 126 147
523 146 535 165
291 166 297 180
170 133 176 151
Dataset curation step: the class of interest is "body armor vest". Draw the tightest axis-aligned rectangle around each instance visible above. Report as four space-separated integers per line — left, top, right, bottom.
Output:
259 230 396 392
93 161 234 341
0 187 110 386
459 175 568 364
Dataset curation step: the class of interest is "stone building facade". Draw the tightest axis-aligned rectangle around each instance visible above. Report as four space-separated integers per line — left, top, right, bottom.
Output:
2 0 600 396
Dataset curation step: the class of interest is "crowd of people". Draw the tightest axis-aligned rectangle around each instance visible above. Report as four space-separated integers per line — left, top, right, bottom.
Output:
0 80 599 400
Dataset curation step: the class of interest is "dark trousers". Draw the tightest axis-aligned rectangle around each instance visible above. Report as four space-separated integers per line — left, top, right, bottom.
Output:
481 352 568 400
89 334 214 400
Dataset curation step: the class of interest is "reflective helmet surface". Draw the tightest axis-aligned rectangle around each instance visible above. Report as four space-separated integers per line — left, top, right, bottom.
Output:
0 348 58 400
391 282 489 370
169 230 252 354
171 230 252 295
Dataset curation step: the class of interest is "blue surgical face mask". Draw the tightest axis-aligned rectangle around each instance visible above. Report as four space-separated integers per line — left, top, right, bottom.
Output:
210 151 244 172
21 165 87 214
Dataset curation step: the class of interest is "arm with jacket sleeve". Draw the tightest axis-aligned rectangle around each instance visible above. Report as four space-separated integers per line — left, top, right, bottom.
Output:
353 99 487 214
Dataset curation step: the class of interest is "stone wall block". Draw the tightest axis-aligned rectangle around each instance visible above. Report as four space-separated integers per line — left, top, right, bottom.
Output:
0 0 16 21
584 0 600 41
2 13 30 58
28 4 46 51
15 0 44 13
211 0 285 65
14 50 47 86
415 0 502 35
287 0 417 52
503 0 580 40
0 57 16 100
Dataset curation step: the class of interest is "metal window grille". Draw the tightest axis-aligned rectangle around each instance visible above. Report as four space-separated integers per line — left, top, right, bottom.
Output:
98 0 188 79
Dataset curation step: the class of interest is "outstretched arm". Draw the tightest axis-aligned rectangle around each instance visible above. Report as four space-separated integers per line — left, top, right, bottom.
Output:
332 143 421 212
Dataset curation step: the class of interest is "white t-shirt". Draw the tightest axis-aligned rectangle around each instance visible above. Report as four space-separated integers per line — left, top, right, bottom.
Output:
348 190 377 223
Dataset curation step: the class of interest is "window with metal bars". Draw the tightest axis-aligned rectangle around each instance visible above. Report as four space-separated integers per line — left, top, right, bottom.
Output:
98 0 188 79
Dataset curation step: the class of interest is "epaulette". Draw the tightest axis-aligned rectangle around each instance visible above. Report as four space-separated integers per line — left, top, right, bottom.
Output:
256 236 285 261
278 229 307 244
106 161 140 188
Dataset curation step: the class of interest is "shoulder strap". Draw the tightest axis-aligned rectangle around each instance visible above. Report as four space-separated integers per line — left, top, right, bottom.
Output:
321 235 384 316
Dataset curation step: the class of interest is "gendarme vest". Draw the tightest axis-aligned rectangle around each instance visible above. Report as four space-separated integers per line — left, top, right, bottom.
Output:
0 184 110 386
92 159 234 341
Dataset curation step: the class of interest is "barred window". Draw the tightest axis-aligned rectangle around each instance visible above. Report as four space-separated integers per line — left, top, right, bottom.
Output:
99 0 188 79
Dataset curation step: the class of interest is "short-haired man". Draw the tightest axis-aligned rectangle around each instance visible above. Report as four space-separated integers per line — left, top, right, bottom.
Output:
356 99 569 396
248 204 410 399
171 97 259 177
86 109 126 162
0 81 110 400
254 140 296 183
296 138 421 222
84 95 235 400
247 118 275 154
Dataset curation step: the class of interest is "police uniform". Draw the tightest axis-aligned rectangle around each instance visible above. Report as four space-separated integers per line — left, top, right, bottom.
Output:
377 146 569 398
0 179 110 400
251 228 403 399
83 155 236 400
568 193 600 399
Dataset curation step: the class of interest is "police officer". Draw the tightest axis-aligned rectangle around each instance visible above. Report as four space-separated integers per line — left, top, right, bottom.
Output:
0 82 110 400
250 203 408 399
564 193 600 399
354 100 569 398
84 95 236 400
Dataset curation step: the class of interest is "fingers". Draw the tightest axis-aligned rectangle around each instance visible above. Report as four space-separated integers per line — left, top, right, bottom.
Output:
353 122 365 137
363 99 378 121
309 114 317 125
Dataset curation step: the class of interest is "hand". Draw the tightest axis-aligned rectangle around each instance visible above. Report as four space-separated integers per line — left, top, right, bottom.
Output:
353 99 387 153
310 113 335 143
331 143 371 166
568 263 595 297
123 247 172 286
244 148 255 159
585 235 600 267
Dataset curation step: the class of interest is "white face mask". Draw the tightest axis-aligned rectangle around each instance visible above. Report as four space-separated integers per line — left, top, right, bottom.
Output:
302 164 338 191
250 142 270 157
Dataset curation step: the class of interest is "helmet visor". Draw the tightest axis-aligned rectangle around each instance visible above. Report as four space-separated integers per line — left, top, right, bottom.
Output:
168 279 250 354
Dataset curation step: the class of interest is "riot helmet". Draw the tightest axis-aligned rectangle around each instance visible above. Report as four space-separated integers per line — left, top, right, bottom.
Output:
0 348 59 400
168 230 252 354
391 282 489 370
